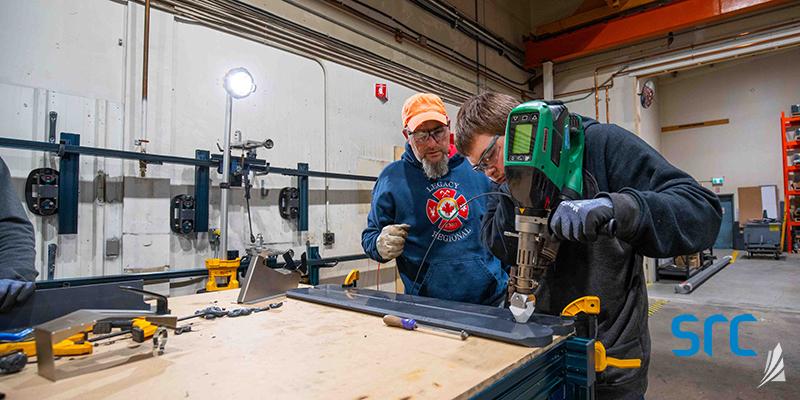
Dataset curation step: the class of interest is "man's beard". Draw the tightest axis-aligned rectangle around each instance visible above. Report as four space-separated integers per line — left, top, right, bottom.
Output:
422 154 449 180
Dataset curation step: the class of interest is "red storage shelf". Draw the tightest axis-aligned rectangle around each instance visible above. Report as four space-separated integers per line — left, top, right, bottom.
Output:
782 112 800 252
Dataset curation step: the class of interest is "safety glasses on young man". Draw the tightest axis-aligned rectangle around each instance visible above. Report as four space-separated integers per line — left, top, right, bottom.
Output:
404 125 449 142
472 135 500 172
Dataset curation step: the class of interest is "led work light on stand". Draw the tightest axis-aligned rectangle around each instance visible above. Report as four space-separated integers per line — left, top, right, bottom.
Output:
220 67 256 260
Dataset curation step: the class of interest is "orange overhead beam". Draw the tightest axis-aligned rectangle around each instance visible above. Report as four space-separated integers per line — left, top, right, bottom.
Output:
535 0 657 37
525 0 790 68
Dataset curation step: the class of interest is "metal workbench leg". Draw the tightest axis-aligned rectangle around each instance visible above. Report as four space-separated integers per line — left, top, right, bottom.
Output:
564 337 596 400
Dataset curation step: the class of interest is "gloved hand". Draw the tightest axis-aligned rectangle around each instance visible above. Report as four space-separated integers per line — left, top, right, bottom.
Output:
0 279 35 313
550 197 615 242
377 224 411 260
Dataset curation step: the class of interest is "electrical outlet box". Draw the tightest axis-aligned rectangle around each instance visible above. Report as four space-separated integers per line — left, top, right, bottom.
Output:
323 232 335 246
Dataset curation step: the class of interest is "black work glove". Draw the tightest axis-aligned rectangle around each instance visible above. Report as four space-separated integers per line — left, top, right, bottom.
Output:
0 279 35 312
550 197 615 242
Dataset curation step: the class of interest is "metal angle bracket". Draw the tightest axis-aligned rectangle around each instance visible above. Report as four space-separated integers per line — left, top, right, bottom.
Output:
34 309 177 381
237 252 301 304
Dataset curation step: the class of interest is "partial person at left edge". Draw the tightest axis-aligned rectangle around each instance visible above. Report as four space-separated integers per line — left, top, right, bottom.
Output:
0 156 37 313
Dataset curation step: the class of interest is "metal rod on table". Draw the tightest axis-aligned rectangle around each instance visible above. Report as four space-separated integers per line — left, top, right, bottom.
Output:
220 94 232 260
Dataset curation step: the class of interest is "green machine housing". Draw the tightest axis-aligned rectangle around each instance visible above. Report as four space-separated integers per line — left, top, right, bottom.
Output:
504 100 585 211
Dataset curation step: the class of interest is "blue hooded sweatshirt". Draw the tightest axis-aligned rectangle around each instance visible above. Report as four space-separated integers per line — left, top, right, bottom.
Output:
361 142 507 305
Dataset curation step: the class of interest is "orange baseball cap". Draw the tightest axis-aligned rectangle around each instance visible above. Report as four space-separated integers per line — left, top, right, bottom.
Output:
402 93 448 132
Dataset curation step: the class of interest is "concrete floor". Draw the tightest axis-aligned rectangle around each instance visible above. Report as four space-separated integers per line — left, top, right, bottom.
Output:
645 250 800 399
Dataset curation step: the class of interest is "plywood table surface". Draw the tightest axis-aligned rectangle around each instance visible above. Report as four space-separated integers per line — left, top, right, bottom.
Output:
0 290 564 399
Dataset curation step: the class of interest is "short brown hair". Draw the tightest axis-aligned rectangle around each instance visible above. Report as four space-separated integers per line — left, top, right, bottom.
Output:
454 92 520 154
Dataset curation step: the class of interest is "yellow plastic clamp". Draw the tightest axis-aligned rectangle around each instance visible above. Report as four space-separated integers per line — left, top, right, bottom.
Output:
343 269 360 287
594 341 642 372
561 296 600 317
0 332 92 357
205 257 241 291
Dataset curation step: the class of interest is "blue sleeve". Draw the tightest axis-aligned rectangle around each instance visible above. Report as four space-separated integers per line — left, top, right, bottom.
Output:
361 175 395 263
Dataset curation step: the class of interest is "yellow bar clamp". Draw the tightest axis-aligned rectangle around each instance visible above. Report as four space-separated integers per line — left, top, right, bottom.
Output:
205 257 241 292
342 269 360 288
131 317 158 342
0 332 92 357
561 295 641 373
561 295 600 317
594 341 642 372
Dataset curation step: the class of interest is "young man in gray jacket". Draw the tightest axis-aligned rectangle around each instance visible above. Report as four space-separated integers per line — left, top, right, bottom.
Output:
454 93 721 399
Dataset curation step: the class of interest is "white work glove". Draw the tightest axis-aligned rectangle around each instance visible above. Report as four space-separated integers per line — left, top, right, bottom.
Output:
376 224 410 260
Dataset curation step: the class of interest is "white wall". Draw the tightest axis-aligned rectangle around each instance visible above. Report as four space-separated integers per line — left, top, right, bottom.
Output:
0 0 464 287
658 48 800 219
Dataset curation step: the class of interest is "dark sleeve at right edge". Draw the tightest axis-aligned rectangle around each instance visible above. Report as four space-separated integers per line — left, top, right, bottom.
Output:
594 125 722 258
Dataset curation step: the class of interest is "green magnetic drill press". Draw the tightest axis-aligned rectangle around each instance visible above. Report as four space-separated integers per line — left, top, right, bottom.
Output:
503 100 585 323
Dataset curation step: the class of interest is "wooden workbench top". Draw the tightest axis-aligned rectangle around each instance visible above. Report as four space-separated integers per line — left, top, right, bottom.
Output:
0 290 563 399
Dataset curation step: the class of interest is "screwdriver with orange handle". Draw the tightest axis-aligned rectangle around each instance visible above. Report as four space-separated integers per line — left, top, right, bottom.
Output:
382 314 469 340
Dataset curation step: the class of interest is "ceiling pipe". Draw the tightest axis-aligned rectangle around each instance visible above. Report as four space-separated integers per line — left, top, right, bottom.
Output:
318 0 535 95
410 0 524 64
622 29 800 75
588 21 800 119
138 0 152 177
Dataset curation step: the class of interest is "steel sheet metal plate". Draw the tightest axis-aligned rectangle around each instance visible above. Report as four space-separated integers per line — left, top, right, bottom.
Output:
288 285 574 347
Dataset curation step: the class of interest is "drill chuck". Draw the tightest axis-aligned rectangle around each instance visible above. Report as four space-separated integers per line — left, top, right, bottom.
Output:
507 214 560 314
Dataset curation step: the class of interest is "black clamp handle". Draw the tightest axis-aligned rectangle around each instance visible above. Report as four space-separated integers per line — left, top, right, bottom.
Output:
119 286 171 315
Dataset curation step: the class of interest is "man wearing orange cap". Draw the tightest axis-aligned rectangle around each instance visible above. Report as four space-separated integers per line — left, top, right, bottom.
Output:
361 93 507 305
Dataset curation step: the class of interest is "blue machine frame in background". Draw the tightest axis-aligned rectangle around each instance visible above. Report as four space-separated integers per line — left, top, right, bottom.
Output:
194 149 211 232
57 133 80 234
0 134 376 287
0 135 377 237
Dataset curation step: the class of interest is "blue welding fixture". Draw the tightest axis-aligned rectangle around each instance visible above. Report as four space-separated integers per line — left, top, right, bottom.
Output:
58 133 80 234
194 150 210 232
297 162 309 232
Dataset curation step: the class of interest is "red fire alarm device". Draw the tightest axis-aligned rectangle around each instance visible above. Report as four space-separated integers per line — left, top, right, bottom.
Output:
375 83 387 101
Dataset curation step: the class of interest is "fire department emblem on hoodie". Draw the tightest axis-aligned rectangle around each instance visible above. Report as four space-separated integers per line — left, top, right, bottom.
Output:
426 185 469 232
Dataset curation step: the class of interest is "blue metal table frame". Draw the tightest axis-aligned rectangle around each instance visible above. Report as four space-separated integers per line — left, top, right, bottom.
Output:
470 336 596 400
